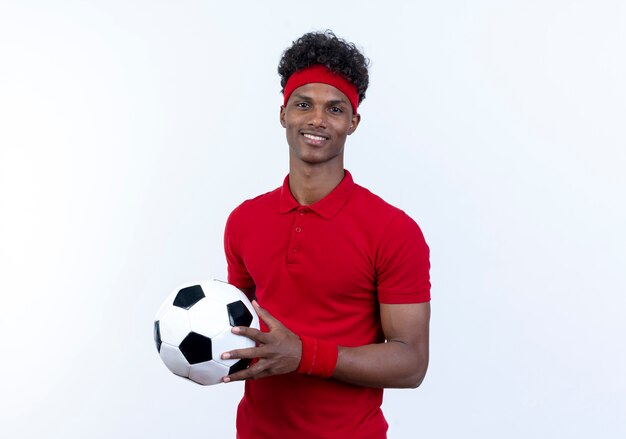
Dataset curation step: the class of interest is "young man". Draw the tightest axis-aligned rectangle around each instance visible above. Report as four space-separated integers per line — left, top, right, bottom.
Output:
222 31 431 439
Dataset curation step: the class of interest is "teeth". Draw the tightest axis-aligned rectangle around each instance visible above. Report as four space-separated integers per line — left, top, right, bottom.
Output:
303 133 326 141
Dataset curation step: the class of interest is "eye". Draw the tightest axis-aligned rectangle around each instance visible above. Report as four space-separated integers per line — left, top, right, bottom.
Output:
329 106 343 114
296 102 310 109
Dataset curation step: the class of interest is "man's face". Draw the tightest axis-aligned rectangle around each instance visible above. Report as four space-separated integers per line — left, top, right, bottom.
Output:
280 83 360 167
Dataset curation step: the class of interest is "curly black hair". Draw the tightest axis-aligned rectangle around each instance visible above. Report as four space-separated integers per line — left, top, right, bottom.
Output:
278 30 370 104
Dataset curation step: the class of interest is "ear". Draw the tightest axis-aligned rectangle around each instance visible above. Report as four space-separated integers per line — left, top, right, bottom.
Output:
279 105 286 128
347 113 361 135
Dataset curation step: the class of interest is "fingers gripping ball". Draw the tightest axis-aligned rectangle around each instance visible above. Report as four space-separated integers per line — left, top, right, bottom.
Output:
153 280 259 385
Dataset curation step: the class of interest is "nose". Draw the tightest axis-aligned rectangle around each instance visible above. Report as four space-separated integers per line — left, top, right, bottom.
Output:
308 107 326 128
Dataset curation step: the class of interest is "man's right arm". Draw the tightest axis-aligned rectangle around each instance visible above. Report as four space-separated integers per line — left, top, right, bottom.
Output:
224 207 256 299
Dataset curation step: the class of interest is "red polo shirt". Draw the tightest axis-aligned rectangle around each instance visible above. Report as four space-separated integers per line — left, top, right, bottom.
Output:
224 170 430 439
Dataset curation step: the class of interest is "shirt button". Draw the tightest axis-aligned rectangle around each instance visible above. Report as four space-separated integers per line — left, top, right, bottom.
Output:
293 247 300 253
295 227 302 233
299 210 307 216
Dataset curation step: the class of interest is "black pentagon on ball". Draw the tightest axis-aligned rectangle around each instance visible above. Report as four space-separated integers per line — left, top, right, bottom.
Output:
227 300 253 327
179 332 212 364
154 321 162 353
229 359 252 375
173 285 205 309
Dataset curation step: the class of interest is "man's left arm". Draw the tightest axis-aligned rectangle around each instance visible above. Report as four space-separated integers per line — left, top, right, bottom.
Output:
332 301 430 388
221 300 430 389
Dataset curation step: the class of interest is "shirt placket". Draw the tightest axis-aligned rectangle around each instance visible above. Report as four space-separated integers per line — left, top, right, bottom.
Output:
287 207 309 265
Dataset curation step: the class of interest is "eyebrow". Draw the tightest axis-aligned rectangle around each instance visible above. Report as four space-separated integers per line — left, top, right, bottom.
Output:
292 94 348 106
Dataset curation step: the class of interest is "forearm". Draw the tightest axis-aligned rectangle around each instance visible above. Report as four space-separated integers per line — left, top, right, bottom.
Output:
332 340 429 389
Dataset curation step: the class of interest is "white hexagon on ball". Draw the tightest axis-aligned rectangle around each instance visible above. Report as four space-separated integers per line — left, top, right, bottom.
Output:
159 306 190 347
188 297 230 338
189 361 230 386
200 280 239 304
212 327 256 367
159 342 190 377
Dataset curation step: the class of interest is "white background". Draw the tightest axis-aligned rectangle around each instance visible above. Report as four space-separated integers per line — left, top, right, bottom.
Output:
1 1 625 438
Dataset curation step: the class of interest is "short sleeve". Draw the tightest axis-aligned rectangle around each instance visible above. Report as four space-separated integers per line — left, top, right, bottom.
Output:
376 212 431 304
224 207 255 290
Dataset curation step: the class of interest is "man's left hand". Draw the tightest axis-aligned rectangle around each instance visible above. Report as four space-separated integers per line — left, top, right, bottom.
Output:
221 300 302 382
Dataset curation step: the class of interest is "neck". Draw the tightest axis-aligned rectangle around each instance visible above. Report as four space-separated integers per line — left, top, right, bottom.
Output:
288 163 345 206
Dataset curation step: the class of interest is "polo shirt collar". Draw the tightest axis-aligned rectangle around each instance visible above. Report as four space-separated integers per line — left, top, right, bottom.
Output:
279 169 355 219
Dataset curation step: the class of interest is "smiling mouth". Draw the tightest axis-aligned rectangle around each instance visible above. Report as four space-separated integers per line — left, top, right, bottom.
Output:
302 133 328 141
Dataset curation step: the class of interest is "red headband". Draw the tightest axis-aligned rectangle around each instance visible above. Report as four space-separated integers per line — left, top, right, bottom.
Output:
283 64 359 114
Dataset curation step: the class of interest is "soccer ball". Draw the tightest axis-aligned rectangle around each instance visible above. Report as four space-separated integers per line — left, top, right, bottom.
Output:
153 279 259 385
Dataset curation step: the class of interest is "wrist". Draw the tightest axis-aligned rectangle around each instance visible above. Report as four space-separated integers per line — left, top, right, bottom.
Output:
297 335 338 378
